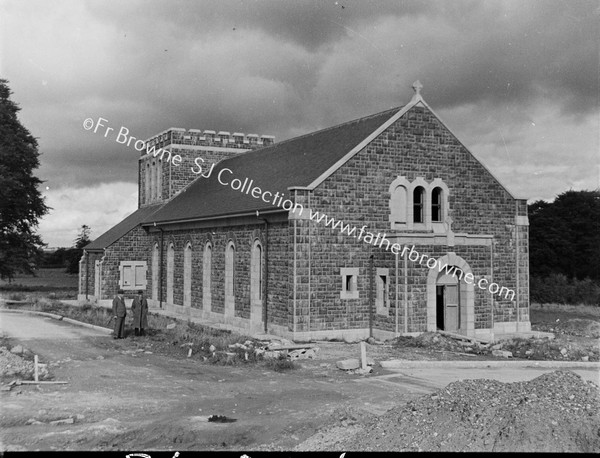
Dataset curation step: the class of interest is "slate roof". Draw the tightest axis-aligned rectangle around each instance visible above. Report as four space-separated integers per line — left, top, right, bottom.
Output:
84 203 162 250
142 106 400 225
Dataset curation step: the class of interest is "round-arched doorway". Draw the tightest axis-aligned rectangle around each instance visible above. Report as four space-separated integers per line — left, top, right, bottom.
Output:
427 253 475 335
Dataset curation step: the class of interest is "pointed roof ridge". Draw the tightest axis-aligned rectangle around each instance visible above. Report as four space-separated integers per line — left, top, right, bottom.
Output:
271 105 401 147
143 106 402 225
220 104 403 162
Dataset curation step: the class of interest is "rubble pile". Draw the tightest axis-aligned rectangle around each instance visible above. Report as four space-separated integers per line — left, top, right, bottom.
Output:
395 332 484 355
500 337 599 361
536 318 600 338
341 371 600 452
394 332 599 361
0 346 47 380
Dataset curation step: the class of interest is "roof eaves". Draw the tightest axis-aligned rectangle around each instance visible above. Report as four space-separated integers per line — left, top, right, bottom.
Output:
142 207 287 227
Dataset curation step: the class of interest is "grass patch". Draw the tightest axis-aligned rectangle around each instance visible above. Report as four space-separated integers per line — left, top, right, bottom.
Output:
531 302 600 319
0 284 78 294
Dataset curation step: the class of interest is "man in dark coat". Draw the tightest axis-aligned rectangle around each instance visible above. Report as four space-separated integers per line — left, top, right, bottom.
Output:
112 289 127 339
131 290 148 336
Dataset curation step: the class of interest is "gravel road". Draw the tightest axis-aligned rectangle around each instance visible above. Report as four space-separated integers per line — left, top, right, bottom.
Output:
2 310 598 452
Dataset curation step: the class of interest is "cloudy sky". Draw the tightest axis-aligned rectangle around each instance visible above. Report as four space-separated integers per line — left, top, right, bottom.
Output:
2 0 598 247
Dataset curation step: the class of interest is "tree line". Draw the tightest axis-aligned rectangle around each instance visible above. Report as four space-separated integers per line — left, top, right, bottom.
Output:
528 189 600 305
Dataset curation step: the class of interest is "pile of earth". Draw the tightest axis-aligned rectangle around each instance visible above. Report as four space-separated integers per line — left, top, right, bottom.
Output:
394 331 599 362
335 371 599 452
394 332 472 353
501 335 599 361
0 346 48 381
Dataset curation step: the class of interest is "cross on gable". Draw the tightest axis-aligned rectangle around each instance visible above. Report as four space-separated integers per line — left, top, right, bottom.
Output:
411 80 424 103
412 80 423 95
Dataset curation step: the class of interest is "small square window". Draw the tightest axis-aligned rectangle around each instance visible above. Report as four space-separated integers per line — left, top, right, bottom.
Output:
340 267 359 300
119 261 147 291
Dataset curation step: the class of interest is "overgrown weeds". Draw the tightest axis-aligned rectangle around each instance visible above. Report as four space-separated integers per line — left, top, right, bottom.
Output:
2 297 299 370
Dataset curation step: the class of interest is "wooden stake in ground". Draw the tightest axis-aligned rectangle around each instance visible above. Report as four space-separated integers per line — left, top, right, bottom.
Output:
360 341 368 370
34 355 39 382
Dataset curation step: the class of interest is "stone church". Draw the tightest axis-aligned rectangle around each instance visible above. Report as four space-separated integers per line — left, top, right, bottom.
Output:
80 82 530 341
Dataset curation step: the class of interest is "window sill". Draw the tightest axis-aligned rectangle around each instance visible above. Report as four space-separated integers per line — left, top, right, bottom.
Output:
340 291 359 300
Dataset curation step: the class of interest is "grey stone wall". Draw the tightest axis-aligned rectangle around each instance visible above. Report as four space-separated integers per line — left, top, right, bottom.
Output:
292 104 528 333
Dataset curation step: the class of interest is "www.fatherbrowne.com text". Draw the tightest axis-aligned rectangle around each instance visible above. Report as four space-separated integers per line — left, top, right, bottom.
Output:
84 116 515 301
214 167 515 301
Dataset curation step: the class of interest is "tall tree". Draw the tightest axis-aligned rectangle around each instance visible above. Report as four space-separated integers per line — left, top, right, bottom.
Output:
66 225 91 274
529 189 600 281
74 224 91 249
0 79 49 280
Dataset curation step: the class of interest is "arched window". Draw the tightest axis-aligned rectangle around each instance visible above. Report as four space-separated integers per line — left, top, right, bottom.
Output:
156 159 162 200
145 163 151 204
391 185 407 224
432 187 443 222
224 241 235 316
413 186 425 223
151 160 157 202
251 240 263 304
166 243 174 304
152 242 159 301
203 242 212 311
183 242 192 307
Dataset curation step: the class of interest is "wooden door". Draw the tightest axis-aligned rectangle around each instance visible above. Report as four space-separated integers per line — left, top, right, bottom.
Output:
444 285 459 331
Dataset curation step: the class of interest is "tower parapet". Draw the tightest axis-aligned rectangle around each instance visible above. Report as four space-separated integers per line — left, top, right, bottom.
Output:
138 127 275 208
143 128 275 153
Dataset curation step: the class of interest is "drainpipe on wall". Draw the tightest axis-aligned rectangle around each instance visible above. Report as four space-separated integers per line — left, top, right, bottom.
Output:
369 253 374 338
257 211 269 333
158 226 164 309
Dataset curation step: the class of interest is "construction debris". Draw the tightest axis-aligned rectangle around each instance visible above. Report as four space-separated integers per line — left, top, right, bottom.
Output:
491 349 513 358
50 417 75 425
336 359 360 370
10 345 25 355
207 414 236 423
0 347 49 380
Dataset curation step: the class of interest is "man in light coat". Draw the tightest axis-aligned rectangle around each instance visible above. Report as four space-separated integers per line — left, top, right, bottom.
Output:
112 289 127 339
131 290 148 336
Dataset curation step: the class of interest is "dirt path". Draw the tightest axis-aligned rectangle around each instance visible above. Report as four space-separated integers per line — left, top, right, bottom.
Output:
0 311 419 451
2 310 598 452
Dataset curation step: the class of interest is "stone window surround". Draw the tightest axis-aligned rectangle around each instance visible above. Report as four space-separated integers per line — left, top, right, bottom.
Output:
151 243 159 300
166 242 174 305
144 158 163 204
250 239 263 305
224 240 236 316
183 241 193 307
389 176 450 231
340 267 359 300
203 241 212 312
375 267 389 315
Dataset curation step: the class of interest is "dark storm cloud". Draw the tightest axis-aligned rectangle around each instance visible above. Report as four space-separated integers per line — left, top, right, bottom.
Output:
84 0 431 51
422 0 599 115
3 0 598 245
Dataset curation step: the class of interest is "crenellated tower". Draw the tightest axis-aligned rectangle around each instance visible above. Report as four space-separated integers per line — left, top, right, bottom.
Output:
138 128 274 208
